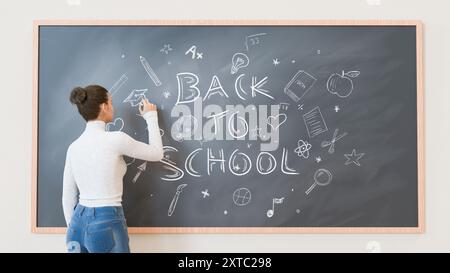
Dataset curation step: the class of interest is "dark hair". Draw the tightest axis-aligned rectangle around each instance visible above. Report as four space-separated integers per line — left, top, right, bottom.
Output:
70 85 109 121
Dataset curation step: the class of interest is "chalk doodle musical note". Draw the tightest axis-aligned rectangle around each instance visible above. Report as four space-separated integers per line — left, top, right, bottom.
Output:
321 128 348 154
140 56 162 86
168 184 187 216
266 197 285 218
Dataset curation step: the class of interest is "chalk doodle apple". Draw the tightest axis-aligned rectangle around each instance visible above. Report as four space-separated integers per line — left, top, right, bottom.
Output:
326 70 360 98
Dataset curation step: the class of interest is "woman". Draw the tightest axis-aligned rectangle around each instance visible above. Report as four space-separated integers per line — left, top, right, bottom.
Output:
63 85 163 253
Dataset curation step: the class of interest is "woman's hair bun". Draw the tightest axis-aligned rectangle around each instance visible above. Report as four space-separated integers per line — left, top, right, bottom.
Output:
70 87 88 105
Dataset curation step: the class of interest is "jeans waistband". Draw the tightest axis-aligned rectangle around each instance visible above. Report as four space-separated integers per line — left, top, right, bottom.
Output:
75 204 124 218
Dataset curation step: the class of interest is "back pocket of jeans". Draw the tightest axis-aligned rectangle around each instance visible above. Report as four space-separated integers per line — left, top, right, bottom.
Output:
85 223 116 253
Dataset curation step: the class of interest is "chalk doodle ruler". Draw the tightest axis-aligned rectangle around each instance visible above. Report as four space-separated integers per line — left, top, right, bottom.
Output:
303 106 328 138
140 56 162 86
110 74 128 97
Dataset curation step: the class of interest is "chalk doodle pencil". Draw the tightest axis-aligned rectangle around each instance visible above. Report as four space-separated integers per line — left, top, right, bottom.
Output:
140 56 162 86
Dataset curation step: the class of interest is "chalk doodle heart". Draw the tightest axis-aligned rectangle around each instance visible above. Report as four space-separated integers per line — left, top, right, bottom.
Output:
106 118 124 132
267 114 287 130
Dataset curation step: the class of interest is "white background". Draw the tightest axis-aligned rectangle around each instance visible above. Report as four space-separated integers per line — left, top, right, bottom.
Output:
0 0 449 253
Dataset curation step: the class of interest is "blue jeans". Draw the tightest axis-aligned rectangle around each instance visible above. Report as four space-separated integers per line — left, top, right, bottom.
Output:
66 204 130 253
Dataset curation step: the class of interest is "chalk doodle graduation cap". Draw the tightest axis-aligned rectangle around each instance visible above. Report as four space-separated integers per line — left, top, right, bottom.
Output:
123 88 148 107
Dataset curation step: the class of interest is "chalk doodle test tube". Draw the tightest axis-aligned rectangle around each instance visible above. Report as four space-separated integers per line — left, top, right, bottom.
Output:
303 106 328 138
284 70 317 102
140 56 162 86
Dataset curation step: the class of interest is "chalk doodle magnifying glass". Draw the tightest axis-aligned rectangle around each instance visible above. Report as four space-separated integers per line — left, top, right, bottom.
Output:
305 168 333 195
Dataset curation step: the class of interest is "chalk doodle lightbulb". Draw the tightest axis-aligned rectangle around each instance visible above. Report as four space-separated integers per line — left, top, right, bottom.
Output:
230 53 249 75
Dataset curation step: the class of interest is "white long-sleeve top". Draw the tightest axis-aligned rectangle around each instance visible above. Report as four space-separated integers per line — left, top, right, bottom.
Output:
62 111 164 225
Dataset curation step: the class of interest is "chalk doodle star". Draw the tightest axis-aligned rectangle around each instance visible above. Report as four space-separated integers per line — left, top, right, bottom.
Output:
294 139 312 159
201 189 210 198
160 44 173 54
272 58 280 66
344 149 365 166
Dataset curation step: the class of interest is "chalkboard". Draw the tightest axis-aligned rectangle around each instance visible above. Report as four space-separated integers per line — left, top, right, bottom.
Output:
32 21 424 233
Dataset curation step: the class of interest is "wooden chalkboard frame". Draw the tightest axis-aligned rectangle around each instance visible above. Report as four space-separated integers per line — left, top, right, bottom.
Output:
32 20 424 234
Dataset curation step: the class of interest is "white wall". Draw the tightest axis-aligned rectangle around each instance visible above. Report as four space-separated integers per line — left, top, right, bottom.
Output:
0 0 449 253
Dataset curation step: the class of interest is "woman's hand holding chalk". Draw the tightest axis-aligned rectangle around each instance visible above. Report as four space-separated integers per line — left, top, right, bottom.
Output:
139 98 157 116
